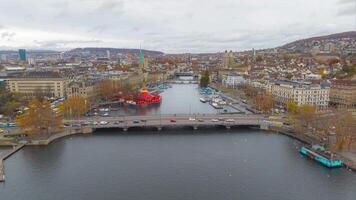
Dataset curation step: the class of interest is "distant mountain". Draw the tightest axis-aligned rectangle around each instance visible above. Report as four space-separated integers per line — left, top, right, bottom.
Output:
0 49 59 54
279 31 356 53
68 48 164 56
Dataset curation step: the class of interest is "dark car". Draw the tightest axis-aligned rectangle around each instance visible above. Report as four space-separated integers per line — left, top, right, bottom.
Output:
133 120 140 124
170 119 176 122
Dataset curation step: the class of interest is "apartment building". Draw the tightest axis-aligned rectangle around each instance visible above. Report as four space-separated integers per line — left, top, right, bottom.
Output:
329 80 356 108
269 80 330 108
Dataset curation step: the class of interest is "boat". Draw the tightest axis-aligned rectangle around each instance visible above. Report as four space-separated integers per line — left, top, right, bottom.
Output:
211 102 223 109
299 145 343 168
200 98 207 103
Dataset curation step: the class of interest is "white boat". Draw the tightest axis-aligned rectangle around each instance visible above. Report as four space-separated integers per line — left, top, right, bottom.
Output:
211 102 223 109
200 98 207 103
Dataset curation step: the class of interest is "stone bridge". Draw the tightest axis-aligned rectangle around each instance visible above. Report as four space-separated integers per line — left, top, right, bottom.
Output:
67 114 266 131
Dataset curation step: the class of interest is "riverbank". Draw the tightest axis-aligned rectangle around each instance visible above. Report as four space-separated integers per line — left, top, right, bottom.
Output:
270 125 356 171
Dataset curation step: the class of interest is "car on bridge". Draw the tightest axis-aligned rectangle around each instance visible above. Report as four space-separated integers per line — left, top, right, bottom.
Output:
100 121 109 125
225 119 235 122
133 120 140 124
189 117 196 121
198 119 204 122
211 119 219 122
170 119 176 123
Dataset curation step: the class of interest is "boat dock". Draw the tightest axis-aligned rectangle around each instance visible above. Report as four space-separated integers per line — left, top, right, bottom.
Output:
0 144 25 182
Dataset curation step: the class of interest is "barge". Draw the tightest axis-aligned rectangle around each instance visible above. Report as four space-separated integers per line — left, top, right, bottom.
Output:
300 145 343 168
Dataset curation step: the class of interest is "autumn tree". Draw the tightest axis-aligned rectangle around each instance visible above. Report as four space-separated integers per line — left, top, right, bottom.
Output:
16 99 62 135
253 92 273 113
59 96 89 118
332 110 356 150
286 101 298 114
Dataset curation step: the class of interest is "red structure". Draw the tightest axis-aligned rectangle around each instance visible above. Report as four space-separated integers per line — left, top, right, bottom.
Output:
135 89 161 106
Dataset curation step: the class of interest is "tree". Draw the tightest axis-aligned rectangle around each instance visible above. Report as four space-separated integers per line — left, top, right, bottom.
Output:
200 70 210 87
286 101 298 114
332 110 356 150
16 99 62 135
59 96 89 118
254 92 273 113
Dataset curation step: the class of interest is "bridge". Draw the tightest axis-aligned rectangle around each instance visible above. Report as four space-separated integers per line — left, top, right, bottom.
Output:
67 114 266 131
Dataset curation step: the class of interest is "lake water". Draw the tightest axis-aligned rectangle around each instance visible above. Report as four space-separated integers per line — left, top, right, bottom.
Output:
0 84 355 200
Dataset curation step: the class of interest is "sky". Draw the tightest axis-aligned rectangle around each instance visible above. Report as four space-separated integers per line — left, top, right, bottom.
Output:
0 0 355 53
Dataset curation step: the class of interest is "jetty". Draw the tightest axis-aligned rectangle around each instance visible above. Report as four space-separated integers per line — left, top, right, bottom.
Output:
0 144 25 182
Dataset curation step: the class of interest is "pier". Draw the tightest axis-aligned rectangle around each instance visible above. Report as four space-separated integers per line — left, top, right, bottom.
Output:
0 144 25 182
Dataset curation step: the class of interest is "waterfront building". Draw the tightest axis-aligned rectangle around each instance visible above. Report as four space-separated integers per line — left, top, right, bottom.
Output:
18 49 26 61
66 81 98 100
4 71 68 98
269 80 330 108
329 80 356 108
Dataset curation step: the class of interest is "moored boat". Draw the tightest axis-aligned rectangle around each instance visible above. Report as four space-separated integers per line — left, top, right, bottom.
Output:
299 145 343 168
200 98 207 103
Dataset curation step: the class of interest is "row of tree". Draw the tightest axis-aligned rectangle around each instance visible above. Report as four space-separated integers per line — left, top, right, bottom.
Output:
16 95 91 135
241 85 273 113
286 101 356 150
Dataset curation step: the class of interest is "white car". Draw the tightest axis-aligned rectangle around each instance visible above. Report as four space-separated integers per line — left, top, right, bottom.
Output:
189 117 196 121
211 119 219 122
99 121 109 125
225 119 235 122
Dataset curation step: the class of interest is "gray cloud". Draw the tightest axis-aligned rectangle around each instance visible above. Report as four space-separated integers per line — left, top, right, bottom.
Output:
33 39 104 48
1 32 16 40
0 0 354 53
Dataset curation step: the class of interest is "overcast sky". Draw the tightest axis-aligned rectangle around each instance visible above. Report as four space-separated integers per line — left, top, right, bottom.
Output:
0 0 355 53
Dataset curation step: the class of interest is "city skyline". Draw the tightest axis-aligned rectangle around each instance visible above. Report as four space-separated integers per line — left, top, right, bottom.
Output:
0 0 355 53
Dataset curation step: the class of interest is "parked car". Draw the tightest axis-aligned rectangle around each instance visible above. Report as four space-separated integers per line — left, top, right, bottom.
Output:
101 112 109 117
100 121 108 125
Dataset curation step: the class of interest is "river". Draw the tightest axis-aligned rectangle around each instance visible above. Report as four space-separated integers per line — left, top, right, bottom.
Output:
0 84 355 200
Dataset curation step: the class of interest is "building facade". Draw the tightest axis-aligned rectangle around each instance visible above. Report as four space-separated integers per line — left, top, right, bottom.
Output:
66 81 98 100
18 49 26 61
222 73 246 88
5 71 68 98
269 80 330 108
329 80 356 108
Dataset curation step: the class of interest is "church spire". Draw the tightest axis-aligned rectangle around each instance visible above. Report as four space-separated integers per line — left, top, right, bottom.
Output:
139 45 144 66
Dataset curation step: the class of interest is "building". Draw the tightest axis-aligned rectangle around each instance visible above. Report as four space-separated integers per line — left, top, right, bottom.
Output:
18 49 26 61
329 80 356 108
66 81 98 100
5 71 68 98
223 50 235 69
269 80 330 108
106 50 111 59
222 72 246 88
